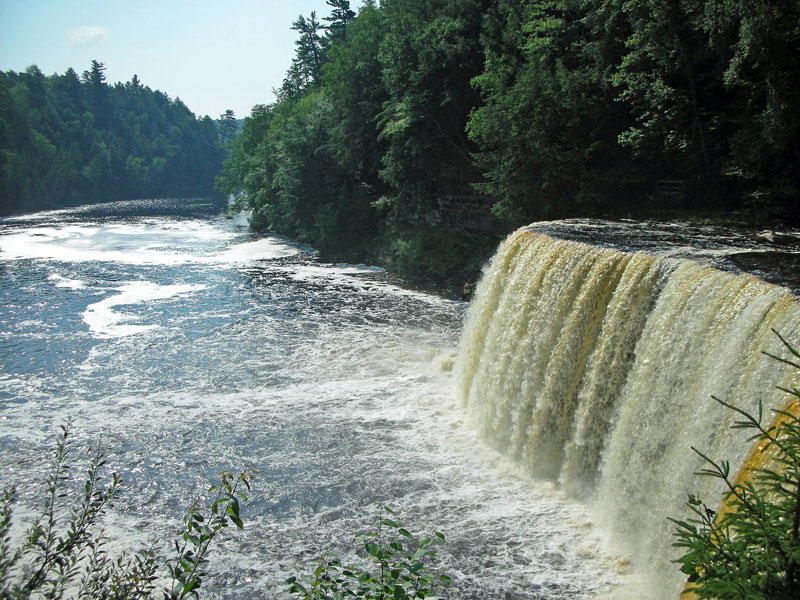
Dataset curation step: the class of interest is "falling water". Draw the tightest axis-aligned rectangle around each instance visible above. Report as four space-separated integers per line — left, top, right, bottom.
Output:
1 203 640 600
456 228 800 598
4 204 798 599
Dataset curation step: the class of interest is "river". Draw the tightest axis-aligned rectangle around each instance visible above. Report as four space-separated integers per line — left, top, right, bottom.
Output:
0 200 633 599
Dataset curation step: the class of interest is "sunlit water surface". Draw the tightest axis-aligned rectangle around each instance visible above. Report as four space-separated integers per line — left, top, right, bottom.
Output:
0 200 634 599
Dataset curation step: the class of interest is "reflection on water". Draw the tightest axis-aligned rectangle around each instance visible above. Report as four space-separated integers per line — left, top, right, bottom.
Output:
0 200 633 599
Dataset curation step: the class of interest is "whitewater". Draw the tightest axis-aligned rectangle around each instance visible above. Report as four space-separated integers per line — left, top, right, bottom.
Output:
0 201 635 599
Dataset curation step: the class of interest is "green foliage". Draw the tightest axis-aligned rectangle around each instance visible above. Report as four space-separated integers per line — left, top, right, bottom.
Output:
216 110 238 146
280 13 327 100
670 331 800 599
699 0 800 209
0 63 224 215
0 420 248 600
164 471 248 600
215 0 504 283
469 0 612 220
322 0 357 44
376 0 487 217
220 0 800 287
284 507 451 600
321 2 388 198
381 225 497 285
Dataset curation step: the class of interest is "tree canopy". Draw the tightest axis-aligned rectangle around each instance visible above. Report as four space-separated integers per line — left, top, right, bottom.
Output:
218 0 799 279
0 62 225 215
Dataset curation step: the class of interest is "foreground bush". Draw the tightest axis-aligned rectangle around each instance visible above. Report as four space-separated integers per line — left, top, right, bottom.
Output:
284 506 451 600
671 330 800 599
0 420 249 599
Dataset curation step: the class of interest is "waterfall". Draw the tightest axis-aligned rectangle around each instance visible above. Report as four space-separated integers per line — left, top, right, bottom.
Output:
456 228 800 598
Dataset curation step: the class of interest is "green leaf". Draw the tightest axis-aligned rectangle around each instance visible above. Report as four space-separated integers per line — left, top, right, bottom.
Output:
182 579 200 595
227 498 240 518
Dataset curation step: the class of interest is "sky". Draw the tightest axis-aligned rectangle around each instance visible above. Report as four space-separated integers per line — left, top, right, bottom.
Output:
0 0 349 119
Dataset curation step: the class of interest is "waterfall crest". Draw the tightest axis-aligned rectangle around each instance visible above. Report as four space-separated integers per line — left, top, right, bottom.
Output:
456 228 800 598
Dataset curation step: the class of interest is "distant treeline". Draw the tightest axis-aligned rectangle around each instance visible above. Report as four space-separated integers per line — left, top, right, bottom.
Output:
218 0 800 278
0 61 225 215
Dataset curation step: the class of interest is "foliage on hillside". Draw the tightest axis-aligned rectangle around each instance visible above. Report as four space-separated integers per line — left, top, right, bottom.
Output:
218 0 800 282
0 61 225 215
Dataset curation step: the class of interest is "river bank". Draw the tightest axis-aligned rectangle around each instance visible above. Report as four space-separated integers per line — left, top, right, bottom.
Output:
269 213 800 301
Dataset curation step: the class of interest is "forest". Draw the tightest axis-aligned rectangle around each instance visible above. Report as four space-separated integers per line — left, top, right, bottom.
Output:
2 1 799 283
217 0 800 283
0 61 225 215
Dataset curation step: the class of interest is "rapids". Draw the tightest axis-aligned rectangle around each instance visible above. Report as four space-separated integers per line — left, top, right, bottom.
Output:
0 201 634 600
5 202 797 599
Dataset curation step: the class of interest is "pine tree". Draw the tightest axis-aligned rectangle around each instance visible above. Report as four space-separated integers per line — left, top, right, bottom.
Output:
218 109 237 145
323 0 356 42
287 12 326 93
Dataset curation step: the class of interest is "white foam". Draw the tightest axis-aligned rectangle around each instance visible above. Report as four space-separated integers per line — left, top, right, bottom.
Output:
0 222 303 265
332 263 385 274
214 238 301 262
83 282 205 338
48 273 86 289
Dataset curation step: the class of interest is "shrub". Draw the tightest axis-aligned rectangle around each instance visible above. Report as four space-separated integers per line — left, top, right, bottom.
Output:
284 506 451 599
670 330 800 599
0 420 249 599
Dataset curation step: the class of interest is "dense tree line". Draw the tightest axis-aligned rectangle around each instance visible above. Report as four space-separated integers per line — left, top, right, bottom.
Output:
0 61 225 215
219 0 799 280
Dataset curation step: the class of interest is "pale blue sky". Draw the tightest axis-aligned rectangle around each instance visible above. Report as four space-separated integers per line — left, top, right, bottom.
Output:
0 0 349 119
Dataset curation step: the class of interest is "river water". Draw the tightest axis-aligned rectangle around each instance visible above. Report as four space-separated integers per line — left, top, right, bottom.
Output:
0 200 634 599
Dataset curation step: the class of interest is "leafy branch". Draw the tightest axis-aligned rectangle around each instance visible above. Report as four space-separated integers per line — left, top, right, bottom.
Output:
164 471 249 600
284 506 451 599
670 330 800 599
0 421 249 600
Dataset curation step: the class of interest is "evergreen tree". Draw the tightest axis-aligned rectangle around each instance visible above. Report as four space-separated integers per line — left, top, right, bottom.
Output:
82 59 107 87
0 62 224 215
323 0 356 42
284 12 326 96
218 109 238 145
